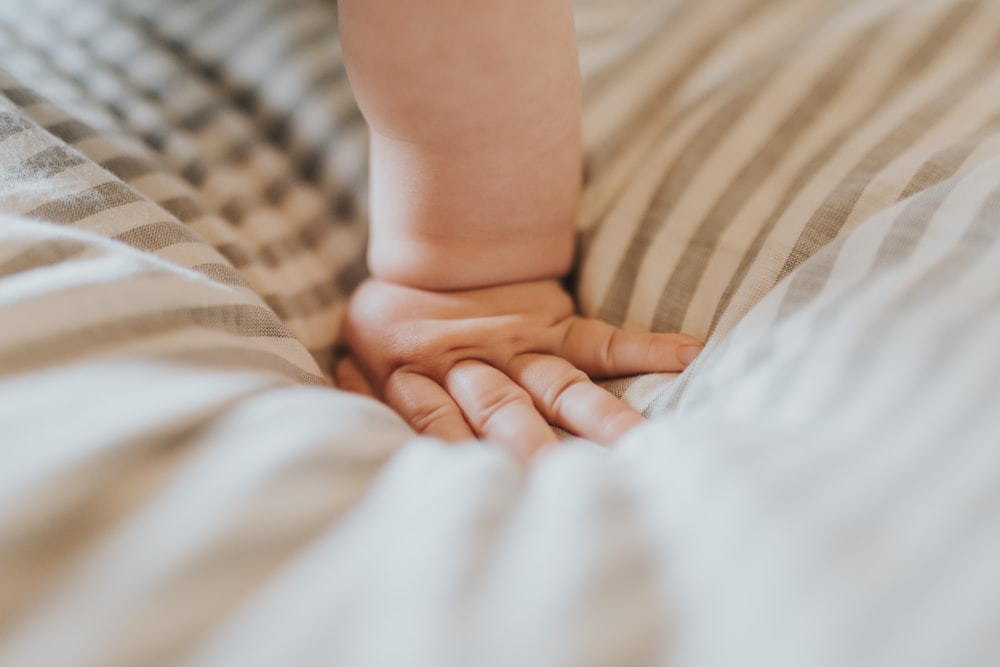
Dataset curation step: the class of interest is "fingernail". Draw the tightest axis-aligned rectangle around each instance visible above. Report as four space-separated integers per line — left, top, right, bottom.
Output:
677 344 703 366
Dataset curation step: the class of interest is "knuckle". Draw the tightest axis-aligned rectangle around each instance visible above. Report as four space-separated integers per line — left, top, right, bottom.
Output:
559 317 581 355
474 385 534 433
545 369 590 420
600 327 619 371
408 402 459 435
384 337 463 381
386 370 457 433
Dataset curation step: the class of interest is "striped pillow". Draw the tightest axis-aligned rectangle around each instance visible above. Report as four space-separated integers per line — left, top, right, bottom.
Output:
573 0 1000 412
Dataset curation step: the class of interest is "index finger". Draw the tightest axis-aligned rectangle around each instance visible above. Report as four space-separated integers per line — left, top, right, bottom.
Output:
559 317 703 378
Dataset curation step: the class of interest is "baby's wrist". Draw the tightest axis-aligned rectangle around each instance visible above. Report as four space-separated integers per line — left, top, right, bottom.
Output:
367 231 572 292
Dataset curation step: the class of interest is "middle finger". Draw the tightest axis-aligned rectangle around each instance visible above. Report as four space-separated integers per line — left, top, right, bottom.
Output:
444 360 558 463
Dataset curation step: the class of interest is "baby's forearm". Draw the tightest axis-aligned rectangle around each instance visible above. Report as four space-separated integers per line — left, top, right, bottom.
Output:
340 0 582 291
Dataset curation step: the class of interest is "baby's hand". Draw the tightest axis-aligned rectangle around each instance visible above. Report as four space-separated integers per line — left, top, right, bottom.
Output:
336 278 702 464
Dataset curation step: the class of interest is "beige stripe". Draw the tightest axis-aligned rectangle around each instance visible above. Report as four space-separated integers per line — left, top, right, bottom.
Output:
113 220 201 252
0 85 45 107
27 182 143 225
598 0 887 327
165 346 328 386
191 262 251 289
0 110 32 142
775 23 1000 318
264 281 341 321
689 0 986 337
743 172 970 414
897 112 1000 203
44 119 97 145
749 170 1000 492
575 0 665 50
101 155 160 183
0 265 282 337
847 178 1000 370
583 0 782 174
7 145 87 179
0 239 90 278
213 215 342 272
752 157 1000 414
596 77 770 326
709 0 994 335
579 80 747 317
648 15 891 334
651 11 992 412
579 0 696 104
0 304 300 376
632 7 937 414
579 0 828 234
159 195 209 223
215 243 254 269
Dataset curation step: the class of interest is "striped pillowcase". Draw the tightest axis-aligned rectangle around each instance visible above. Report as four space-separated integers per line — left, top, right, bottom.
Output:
573 0 1000 412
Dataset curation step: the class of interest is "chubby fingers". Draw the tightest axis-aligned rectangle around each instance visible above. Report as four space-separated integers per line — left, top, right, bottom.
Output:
338 356 558 463
444 360 558 464
560 317 704 378
384 369 476 443
508 353 644 445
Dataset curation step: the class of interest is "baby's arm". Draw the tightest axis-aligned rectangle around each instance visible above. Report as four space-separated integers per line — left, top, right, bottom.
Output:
337 0 702 462
339 0 579 290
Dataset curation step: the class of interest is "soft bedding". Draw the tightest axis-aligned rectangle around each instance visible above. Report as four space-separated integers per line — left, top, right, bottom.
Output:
3 0 1000 665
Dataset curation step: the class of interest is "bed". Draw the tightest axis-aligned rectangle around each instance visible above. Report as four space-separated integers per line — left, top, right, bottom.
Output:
3 0 1000 665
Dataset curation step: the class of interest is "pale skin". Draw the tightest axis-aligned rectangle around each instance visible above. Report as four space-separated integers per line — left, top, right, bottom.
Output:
335 0 703 464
